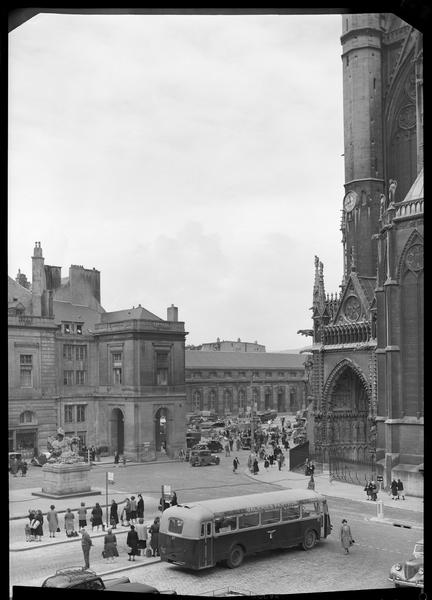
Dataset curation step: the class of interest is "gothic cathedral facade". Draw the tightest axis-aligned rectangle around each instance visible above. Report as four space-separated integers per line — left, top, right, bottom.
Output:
305 14 423 496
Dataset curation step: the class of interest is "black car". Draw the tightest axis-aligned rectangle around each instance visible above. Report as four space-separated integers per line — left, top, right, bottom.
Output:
193 440 223 453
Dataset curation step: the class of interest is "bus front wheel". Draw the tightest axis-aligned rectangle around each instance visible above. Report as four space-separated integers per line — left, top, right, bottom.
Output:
302 529 317 550
226 545 244 569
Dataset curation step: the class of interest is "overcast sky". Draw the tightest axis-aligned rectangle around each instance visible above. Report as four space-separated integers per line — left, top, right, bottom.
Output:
8 12 345 351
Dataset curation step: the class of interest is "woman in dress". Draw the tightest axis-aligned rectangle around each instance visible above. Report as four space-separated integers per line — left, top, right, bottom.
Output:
46 505 59 538
64 507 75 537
129 496 137 524
103 527 119 562
91 502 103 532
149 517 160 557
126 525 139 561
340 519 354 554
34 509 44 542
137 494 144 519
110 499 119 529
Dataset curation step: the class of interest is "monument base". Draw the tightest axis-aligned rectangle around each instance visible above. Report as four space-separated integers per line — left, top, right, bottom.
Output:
35 462 99 499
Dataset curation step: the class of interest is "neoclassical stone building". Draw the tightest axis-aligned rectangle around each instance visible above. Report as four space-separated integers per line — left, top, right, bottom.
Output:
185 351 306 416
302 14 423 496
8 243 187 461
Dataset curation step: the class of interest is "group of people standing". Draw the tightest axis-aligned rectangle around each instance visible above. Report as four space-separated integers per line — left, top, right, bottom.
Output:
118 494 145 526
9 457 28 477
390 478 405 500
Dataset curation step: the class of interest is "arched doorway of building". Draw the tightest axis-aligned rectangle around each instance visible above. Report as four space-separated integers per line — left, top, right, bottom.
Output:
154 407 168 452
110 408 124 454
264 388 272 410
277 388 285 412
326 364 370 466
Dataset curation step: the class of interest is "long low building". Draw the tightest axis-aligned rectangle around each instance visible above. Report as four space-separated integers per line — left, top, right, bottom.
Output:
185 350 306 416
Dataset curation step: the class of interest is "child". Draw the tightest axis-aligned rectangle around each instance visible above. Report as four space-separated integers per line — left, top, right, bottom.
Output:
25 522 31 542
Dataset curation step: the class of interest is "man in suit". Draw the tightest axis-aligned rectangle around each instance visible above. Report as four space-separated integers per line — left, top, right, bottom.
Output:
80 528 93 568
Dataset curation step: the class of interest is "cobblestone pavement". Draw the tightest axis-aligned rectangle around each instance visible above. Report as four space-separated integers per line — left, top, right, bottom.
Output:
10 449 423 595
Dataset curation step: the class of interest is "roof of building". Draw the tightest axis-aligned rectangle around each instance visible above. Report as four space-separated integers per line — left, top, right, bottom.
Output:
7 276 32 310
402 168 424 203
185 351 305 369
100 305 162 323
53 300 103 331
357 276 376 306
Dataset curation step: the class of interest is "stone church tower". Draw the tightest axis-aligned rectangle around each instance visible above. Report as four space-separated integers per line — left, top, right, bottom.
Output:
304 14 423 496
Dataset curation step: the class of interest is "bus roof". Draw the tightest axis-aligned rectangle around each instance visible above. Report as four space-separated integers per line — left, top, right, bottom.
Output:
163 489 326 522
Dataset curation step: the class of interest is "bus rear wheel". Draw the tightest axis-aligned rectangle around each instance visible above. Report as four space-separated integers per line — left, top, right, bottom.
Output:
226 545 244 568
302 529 317 550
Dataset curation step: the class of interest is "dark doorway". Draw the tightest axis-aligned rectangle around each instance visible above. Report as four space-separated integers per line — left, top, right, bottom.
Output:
111 408 124 454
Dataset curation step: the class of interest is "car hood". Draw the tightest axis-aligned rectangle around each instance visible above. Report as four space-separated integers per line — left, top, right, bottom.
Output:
106 583 160 593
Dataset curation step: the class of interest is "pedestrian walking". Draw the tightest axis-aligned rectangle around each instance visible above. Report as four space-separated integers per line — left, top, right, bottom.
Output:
27 509 36 541
171 491 178 506
114 450 120 465
307 475 315 490
229 438 234 451
103 528 119 562
124 497 131 524
264 457 269 471
277 454 282 471
253 458 259 475
236 438 241 451
269 454 274 467
64 508 75 537
127 525 139 561
149 517 160 557
225 443 230 457
340 519 354 554
77 502 87 529
232 457 240 473
391 478 399 500
129 496 137 524
110 499 119 529
136 518 147 552
137 494 144 519
47 504 59 538
91 502 103 532
80 528 93 569
20 460 28 477
247 453 253 473
397 478 405 500
364 480 371 500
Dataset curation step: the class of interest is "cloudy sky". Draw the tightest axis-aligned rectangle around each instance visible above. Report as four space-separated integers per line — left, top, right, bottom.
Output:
8 11 345 351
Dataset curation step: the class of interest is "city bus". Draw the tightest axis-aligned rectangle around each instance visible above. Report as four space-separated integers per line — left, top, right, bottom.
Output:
159 489 331 570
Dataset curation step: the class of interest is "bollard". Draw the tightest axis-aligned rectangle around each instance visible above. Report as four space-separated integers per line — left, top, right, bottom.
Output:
377 499 384 519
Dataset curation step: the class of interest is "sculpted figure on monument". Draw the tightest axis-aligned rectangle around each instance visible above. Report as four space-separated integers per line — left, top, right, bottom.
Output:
46 427 82 463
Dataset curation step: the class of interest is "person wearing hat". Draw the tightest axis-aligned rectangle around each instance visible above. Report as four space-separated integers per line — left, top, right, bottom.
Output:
340 519 354 554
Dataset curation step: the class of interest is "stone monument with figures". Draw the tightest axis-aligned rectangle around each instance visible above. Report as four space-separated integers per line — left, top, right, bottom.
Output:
32 428 101 499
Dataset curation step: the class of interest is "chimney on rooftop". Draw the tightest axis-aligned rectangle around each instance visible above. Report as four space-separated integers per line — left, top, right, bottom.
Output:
167 304 178 322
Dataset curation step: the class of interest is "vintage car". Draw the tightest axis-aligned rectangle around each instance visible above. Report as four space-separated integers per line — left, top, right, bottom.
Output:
197 439 224 453
388 539 423 588
189 448 220 467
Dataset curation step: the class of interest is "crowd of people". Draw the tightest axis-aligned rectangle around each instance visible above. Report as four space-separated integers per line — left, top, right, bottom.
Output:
9 456 28 477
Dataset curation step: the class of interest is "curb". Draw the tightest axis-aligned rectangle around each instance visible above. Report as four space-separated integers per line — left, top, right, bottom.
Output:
97 557 161 577
369 517 423 530
9 499 128 521
10 526 132 552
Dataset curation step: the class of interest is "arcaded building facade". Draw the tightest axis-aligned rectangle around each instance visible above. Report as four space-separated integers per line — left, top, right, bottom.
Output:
303 14 423 495
8 243 187 461
185 351 306 416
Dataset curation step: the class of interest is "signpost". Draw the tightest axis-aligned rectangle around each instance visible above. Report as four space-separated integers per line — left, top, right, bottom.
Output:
106 471 114 526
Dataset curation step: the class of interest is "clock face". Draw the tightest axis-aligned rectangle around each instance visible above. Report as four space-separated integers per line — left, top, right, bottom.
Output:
344 191 358 212
344 296 361 322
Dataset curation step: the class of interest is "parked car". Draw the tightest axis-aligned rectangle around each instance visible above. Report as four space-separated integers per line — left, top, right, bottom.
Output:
388 539 423 588
41 567 176 593
189 448 220 467
240 437 252 450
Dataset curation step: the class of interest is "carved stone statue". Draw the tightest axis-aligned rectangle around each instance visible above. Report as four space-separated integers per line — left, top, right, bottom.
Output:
46 427 82 464
388 179 397 205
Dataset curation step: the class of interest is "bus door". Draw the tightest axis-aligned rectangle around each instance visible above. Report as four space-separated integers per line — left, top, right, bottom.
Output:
199 521 214 568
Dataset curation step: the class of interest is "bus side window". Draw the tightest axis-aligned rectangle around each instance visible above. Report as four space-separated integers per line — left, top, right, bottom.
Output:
301 502 319 518
215 516 237 533
281 504 300 521
200 523 205 537
239 513 259 529
261 508 281 524
206 522 212 536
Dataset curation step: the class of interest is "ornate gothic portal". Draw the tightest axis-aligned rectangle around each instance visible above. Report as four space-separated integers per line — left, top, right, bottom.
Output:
317 366 372 463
